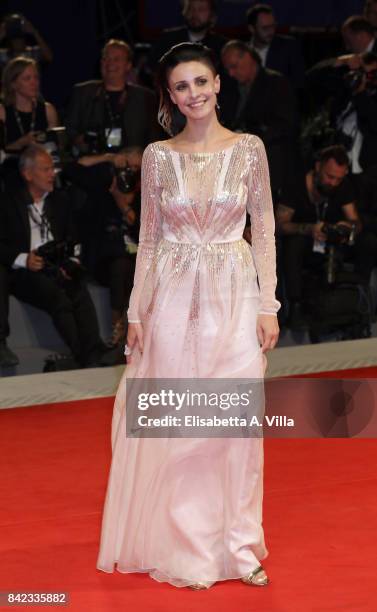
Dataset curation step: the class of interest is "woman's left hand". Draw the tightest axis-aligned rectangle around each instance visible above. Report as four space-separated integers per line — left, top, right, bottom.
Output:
256 314 280 353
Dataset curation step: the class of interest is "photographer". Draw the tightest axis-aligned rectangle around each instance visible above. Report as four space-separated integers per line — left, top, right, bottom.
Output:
335 51 377 173
0 13 53 69
0 145 113 369
341 15 377 55
62 148 141 349
305 18 377 173
276 146 361 330
64 39 161 155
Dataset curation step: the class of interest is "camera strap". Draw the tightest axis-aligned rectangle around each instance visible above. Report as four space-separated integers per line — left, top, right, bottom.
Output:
104 90 126 129
28 203 51 243
13 104 37 136
314 201 328 223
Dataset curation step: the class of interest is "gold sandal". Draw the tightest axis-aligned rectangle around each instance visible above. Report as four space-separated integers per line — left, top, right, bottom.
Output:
240 565 269 586
188 582 210 590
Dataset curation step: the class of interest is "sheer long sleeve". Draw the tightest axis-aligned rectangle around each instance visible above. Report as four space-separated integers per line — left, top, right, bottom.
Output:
247 136 281 315
127 143 162 323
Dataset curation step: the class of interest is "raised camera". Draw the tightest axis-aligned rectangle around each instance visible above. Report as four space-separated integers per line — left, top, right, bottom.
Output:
115 166 138 194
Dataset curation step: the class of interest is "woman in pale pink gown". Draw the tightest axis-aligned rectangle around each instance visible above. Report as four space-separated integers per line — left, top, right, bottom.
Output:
97 42 280 590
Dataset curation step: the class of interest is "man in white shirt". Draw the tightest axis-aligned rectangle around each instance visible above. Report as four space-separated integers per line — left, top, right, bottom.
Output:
0 144 110 368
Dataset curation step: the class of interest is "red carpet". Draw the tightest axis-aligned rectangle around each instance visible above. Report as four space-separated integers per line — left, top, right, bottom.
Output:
1 371 376 611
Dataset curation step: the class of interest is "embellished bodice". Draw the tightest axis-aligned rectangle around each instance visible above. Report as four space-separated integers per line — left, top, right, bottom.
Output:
155 141 251 244
127 133 280 321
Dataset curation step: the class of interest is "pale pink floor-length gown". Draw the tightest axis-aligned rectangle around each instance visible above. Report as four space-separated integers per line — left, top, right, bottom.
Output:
96 133 281 588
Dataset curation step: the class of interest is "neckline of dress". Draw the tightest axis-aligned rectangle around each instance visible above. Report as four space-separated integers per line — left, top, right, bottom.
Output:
158 133 248 156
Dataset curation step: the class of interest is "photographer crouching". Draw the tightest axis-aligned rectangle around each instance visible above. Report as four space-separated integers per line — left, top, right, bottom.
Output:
276 145 361 331
0 144 118 369
62 147 141 352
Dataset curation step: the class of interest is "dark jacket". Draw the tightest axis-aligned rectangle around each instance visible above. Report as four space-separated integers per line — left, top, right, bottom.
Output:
0 186 78 268
220 67 298 195
263 35 305 89
151 26 228 65
64 80 162 148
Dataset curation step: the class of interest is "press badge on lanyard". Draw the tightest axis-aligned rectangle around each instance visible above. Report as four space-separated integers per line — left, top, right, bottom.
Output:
123 230 138 254
106 127 122 149
312 201 328 254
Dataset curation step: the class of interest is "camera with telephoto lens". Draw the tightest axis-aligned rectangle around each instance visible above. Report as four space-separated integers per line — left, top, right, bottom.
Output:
36 240 84 283
322 222 353 246
114 166 139 194
322 223 356 284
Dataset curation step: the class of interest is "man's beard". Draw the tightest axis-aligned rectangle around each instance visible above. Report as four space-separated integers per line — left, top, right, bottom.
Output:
185 19 211 33
313 172 336 197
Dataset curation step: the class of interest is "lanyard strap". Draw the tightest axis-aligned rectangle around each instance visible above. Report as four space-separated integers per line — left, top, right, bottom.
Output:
28 203 50 242
314 200 328 223
104 90 126 129
13 104 37 136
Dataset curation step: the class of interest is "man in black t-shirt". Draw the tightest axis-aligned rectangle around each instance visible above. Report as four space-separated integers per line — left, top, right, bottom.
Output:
276 145 360 330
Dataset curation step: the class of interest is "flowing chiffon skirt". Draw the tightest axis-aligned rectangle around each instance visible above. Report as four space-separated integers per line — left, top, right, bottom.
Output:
97 281 269 587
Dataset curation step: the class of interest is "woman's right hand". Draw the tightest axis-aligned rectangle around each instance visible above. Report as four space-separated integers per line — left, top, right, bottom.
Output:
125 322 144 364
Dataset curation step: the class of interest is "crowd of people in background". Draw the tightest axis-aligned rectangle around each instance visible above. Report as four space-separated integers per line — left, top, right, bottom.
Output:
1 0 377 368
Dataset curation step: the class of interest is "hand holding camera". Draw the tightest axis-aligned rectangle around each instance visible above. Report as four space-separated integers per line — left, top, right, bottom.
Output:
111 152 128 168
335 54 363 70
322 221 354 245
35 240 84 283
27 250 44 272
312 221 327 242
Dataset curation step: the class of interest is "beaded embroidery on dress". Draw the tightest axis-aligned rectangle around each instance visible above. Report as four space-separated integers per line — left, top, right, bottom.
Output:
97 133 280 588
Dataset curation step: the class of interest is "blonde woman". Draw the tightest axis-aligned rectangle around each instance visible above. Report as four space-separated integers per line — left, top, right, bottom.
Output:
0 56 57 152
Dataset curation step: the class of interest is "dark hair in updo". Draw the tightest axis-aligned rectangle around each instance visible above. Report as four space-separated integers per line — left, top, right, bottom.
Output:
156 42 219 136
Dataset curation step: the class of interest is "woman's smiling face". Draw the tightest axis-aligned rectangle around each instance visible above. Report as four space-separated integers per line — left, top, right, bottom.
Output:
168 60 220 121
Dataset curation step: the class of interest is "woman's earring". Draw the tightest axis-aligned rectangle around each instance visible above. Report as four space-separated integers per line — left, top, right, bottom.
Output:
216 101 220 110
